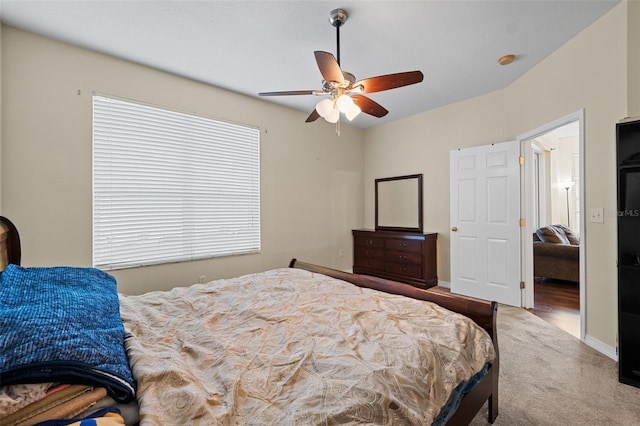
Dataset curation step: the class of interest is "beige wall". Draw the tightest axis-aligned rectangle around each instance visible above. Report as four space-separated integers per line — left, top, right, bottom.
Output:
0 25 3 213
1 25 365 295
1 3 633 348
363 90 507 281
364 2 629 349
629 0 640 117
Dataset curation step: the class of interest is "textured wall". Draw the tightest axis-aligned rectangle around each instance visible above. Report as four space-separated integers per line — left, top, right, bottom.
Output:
1 25 365 294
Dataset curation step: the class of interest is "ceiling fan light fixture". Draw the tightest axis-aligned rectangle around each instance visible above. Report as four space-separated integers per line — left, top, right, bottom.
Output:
336 94 354 113
345 104 361 121
258 8 423 126
325 108 340 123
315 98 334 117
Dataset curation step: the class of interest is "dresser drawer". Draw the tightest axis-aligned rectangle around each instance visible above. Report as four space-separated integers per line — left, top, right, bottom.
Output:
352 229 437 288
354 236 385 249
385 262 422 279
355 246 384 260
354 257 385 272
385 250 422 265
384 238 422 253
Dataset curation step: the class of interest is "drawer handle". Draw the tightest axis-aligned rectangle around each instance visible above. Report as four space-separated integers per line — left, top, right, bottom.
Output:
368 240 373 245
400 243 407 248
401 267 407 272
399 255 407 260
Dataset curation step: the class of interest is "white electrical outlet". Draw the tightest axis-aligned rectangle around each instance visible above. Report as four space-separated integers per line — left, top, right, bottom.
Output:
339 249 344 257
590 207 604 223
199 275 206 284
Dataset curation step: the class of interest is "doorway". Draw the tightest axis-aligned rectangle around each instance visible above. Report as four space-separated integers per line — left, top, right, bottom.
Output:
519 111 585 340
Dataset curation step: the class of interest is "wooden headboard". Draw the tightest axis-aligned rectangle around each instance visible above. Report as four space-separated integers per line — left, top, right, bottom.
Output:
0 216 21 270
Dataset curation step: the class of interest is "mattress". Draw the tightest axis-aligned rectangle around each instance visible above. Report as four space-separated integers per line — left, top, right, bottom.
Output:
119 267 495 425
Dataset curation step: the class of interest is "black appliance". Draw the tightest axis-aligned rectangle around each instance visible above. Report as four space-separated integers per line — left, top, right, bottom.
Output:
617 118 640 388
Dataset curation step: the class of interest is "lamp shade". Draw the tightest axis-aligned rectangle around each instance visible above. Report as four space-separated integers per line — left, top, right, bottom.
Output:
345 104 361 121
325 108 340 123
315 99 334 118
336 94 355 113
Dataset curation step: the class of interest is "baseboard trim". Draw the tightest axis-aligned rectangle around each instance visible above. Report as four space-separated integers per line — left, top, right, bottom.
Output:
585 334 618 361
424 280 617 361
437 280 451 289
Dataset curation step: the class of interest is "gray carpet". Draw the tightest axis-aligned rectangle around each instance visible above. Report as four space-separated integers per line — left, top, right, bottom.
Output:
470 305 640 425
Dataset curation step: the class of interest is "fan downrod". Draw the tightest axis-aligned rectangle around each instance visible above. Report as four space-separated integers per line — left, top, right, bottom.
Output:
329 8 347 27
329 9 347 66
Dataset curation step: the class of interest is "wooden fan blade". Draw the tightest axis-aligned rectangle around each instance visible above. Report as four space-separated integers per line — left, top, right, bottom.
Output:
314 51 344 85
355 71 424 94
305 109 320 122
259 90 315 96
352 95 388 118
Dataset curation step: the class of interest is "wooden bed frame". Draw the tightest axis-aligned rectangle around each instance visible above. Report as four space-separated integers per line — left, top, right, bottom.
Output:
0 216 496 425
0 216 21 269
289 258 499 425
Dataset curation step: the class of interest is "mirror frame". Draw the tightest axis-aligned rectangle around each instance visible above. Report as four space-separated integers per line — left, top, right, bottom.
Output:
375 174 423 233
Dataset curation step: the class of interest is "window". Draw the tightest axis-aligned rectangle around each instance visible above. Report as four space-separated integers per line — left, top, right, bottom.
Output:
93 95 260 270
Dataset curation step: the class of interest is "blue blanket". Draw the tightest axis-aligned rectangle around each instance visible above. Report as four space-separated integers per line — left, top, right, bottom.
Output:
0 264 135 402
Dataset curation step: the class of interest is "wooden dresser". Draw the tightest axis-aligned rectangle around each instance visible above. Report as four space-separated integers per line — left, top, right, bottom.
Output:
352 229 437 289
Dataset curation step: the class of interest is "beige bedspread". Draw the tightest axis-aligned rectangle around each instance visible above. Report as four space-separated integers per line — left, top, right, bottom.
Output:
119 268 495 425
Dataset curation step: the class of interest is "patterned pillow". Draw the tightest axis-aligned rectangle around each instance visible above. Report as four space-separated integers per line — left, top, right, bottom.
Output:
535 225 570 244
554 224 580 245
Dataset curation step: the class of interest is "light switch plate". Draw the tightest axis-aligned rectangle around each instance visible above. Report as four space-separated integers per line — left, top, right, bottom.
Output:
590 207 604 223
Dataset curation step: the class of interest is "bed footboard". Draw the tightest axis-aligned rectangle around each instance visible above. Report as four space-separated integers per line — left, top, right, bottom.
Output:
289 258 499 424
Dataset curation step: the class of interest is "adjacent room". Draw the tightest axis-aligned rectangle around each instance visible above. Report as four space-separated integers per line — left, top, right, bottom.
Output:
527 120 582 337
1 1 640 424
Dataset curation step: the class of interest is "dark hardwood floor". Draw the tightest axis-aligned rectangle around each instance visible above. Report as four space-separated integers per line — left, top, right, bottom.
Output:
530 278 580 338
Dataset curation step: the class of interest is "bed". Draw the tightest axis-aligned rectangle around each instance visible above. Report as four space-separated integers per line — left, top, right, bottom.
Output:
0 216 498 425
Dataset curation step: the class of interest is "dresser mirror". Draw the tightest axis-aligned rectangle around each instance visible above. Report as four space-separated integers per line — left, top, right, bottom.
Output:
375 174 423 232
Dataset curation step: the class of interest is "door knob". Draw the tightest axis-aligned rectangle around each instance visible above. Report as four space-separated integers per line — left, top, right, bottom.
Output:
451 226 458 232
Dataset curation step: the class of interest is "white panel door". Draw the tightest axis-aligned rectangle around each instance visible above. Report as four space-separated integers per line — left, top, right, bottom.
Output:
450 141 521 306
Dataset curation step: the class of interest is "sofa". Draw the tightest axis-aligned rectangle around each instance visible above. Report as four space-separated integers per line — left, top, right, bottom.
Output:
533 224 579 283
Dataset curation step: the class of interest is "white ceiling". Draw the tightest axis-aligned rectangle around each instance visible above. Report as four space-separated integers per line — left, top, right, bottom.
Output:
0 0 620 129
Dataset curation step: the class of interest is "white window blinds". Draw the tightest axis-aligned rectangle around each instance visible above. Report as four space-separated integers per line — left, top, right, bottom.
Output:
93 95 260 270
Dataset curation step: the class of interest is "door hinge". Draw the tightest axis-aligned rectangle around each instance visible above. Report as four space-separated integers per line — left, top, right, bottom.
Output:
520 281 525 289
519 156 525 165
519 218 525 227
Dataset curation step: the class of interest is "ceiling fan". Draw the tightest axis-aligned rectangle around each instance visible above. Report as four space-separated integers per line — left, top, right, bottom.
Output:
258 8 424 124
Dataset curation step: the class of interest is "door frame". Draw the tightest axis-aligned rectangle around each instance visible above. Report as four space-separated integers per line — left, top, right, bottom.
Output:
531 143 548 228
517 109 586 340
